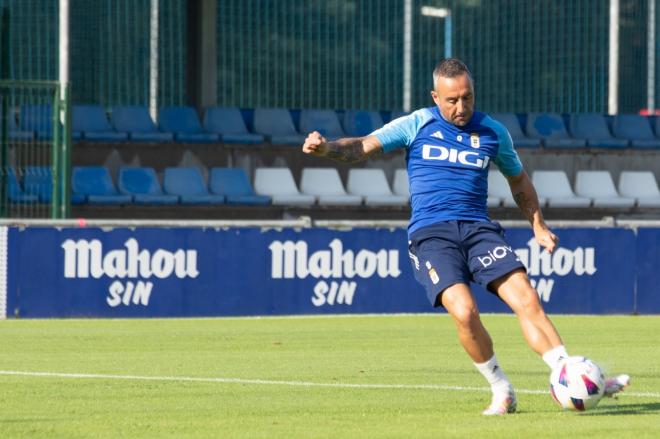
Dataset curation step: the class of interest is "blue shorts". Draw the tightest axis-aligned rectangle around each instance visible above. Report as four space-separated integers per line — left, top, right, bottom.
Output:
407 220 526 307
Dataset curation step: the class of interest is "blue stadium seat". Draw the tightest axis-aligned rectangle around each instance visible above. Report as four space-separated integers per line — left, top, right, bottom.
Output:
490 113 541 149
612 114 660 149
118 167 179 204
209 168 270 205
20 105 53 140
163 167 225 204
158 106 219 143
526 113 586 148
252 108 305 145
203 107 264 144
23 166 52 202
4 167 39 203
111 106 174 142
23 166 86 204
389 110 409 121
299 109 346 140
24 166 86 204
569 114 629 149
342 110 384 137
73 105 128 141
70 191 87 204
72 166 132 204
1 109 34 140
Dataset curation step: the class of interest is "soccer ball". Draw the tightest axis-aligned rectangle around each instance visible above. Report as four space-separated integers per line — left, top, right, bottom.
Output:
549 356 605 411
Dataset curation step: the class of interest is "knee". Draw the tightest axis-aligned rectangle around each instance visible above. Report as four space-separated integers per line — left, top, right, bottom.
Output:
452 304 481 330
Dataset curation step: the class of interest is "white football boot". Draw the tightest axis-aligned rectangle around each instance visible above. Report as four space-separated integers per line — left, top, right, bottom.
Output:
603 374 630 398
482 387 517 415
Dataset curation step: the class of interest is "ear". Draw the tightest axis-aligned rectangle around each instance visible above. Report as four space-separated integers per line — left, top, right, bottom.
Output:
430 90 441 107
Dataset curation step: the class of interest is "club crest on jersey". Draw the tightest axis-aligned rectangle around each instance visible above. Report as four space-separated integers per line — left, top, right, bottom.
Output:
430 130 444 139
470 133 480 148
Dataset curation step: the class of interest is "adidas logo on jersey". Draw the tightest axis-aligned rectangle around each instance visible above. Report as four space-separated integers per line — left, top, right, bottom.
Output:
430 131 444 139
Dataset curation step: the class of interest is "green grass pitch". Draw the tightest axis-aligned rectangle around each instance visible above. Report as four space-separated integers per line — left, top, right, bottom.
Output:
0 314 658 438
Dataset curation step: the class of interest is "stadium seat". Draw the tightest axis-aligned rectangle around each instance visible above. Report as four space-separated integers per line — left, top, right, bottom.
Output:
300 168 362 206
158 106 219 143
488 171 517 207
209 168 271 205
490 170 548 207
111 106 174 142
23 166 86 205
72 105 128 141
618 171 660 207
486 195 502 208
532 171 591 207
70 192 87 204
72 166 132 204
490 113 541 149
253 168 315 206
611 114 660 149
20 105 53 140
118 167 178 204
569 114 629 149
389 110 409 121
1 109 34 141
526 113 586 148
23 166 52 202
163 167 225 204
346 169 408 206
392 169 410 199
209 168 270 205
342 110 384 137
4 167 39 203
299 109 346 140
252 108 305 145
574 171 635 208
203 107 264 144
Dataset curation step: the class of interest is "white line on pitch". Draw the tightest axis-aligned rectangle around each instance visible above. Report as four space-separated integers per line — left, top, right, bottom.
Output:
0 370 657 398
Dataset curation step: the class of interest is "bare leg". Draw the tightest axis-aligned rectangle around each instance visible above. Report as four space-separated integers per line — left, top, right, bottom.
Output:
491 269 563 355
440 283 493 363
492 269 631 396
440 282 516 414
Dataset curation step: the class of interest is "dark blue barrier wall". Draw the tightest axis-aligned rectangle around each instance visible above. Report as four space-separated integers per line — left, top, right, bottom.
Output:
635 229 660 314
4 226 653 318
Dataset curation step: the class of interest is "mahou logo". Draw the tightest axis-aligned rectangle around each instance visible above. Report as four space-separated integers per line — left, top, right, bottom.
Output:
61 238 199 307
515 238 597 302
269 239 401 307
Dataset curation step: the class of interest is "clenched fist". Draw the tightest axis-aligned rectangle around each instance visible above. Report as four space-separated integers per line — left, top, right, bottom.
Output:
302 131 328 157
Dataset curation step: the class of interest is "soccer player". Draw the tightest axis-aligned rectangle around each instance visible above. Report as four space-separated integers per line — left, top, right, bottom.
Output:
302 58 629 415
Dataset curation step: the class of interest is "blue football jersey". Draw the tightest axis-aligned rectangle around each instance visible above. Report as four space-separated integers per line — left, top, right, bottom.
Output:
372 107 523 234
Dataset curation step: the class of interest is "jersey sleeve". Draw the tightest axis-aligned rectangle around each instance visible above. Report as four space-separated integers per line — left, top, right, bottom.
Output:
371 109 432 152
493 130 523 176
484 116 523 177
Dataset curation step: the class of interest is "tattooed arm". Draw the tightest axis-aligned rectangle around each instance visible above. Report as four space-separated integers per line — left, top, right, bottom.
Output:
302 131 382 163
506 171 559 253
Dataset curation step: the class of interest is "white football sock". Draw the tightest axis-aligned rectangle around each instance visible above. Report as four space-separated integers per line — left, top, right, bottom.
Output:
542 345 569 369
474 355 511 393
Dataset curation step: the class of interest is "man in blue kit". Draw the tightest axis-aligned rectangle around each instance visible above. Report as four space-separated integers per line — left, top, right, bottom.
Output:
302 58 628 415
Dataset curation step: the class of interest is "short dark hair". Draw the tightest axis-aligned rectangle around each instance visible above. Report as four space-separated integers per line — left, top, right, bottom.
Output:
433 58 472 86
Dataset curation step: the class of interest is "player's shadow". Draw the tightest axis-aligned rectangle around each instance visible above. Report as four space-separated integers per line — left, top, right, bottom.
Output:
582 401 660 416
